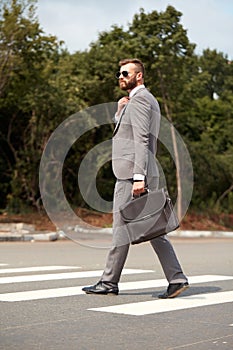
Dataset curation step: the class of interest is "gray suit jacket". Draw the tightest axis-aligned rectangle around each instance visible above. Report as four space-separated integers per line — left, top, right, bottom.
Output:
112 87 161 180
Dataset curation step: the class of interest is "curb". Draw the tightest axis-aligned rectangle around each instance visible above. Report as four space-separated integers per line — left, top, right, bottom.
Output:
0 223 59 242
0 227 233 242
170 230 233 238
0 232 59 242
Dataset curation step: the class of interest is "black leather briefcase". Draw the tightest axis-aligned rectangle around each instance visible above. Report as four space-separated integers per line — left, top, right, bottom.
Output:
119 188 179 244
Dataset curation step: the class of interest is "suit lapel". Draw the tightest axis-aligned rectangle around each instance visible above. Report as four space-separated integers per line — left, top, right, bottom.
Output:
113 88 146 136
113 104 127 136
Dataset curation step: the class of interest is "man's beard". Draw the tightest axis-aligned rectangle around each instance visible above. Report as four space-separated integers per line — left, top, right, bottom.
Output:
120 75 137 91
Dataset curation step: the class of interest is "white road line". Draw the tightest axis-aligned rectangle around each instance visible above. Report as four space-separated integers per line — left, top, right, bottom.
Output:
118 275 233 291
0 266 81 274
0 286 84 302
0 274 232 302
89 291 233 316
0 269 153 284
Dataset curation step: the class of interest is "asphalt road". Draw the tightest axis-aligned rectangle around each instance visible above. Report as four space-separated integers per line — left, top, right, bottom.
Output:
0 237 233 350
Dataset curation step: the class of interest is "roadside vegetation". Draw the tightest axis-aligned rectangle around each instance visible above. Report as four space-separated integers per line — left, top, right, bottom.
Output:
0 1 232 230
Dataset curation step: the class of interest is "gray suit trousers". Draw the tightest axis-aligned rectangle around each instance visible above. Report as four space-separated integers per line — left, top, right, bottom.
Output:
101 179 188 285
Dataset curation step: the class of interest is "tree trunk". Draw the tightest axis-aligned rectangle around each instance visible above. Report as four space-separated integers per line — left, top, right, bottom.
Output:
215 183 233 210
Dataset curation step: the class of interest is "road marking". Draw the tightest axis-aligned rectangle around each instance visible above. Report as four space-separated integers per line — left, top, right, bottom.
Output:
0 275 232 302
0 266 81 274
0 286 84 302
89 290 233 316
0 269 153 284
118 275 233 291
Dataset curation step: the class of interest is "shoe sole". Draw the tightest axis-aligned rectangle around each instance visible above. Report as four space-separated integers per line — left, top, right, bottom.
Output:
168 284 189 298
83 290 118 295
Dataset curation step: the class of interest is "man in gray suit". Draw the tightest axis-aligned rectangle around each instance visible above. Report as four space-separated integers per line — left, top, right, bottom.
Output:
83 58 189 298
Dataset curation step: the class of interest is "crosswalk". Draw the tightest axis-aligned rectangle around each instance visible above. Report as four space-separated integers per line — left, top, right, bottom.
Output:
90 290 233 316
0 265 233 316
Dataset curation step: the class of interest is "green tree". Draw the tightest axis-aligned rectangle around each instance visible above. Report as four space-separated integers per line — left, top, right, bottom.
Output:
184 51 233 212
1 1 232 219
0 0 69 210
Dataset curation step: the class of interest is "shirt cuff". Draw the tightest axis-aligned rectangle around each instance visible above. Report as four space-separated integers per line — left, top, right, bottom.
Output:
133 174 145 181
114 113 120 123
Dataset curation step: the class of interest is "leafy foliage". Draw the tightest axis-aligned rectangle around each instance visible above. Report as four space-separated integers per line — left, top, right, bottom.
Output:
0 0 232 216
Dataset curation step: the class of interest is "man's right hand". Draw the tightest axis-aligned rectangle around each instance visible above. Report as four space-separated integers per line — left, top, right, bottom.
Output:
116 96 130 115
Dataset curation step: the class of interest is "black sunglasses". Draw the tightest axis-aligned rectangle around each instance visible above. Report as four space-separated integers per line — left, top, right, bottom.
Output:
115 71 129 79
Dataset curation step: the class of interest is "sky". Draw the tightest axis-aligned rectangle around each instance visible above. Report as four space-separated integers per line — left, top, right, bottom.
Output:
37 0 233 59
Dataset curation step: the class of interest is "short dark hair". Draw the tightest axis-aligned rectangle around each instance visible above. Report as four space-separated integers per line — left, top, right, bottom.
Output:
119 58 145 77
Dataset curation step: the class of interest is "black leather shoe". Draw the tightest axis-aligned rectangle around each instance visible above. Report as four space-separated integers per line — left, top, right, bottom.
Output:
82 281 119 295
158 282 189 299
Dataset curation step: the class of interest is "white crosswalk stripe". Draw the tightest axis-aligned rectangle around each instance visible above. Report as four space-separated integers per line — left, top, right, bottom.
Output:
0 285 84 302
0 265 232 317
0 268 153 284
89 291 233 316
0 266 81 274
119 274 233 290
0 274 233 302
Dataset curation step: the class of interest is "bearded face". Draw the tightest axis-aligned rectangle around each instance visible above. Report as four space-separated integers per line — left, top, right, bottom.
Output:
119 73 138 91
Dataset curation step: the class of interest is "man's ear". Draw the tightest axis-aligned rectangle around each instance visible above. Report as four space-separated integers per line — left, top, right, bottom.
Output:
136 71 143 81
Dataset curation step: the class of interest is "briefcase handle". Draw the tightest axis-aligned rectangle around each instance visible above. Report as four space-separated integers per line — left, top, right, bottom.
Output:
132 188 150 200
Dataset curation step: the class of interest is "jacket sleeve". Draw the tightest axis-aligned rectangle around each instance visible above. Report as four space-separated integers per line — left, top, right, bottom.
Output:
128 95 151 176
